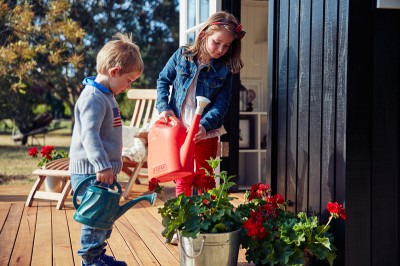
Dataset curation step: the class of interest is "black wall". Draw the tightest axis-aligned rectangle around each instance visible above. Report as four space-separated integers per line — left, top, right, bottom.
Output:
220 0 241 190
267 0 400 265
346 1 400 265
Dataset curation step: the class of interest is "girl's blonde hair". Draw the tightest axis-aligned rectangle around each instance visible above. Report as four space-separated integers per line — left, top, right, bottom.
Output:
184 11 244 74
96 33 144 75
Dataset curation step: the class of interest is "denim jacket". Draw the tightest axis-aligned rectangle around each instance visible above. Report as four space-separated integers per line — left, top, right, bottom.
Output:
156 46 233 131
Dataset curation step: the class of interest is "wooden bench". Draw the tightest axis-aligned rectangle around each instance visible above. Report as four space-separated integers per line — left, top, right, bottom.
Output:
25 158 71 210
121 89 158 199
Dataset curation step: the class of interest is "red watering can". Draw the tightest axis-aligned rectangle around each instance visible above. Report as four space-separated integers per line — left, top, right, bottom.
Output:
147 96 210 182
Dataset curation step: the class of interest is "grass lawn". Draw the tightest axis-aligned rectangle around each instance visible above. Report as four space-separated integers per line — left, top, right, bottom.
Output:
0 129 72 185
0 125 131 186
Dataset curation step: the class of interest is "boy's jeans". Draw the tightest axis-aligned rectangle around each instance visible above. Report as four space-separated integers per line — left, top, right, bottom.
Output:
70 173 114 264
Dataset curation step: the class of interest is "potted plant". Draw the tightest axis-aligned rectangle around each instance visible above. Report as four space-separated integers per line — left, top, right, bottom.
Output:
28 145 68 167
158 158 346 266
236 183 346 266
28 145 69 192
158 158 242 266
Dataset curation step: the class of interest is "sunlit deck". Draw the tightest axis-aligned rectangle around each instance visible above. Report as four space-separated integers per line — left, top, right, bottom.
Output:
0 182 253 265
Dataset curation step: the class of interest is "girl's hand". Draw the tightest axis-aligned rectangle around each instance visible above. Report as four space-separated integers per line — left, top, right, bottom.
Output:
194 125 207 143
159 110 176 123
96 168 115 184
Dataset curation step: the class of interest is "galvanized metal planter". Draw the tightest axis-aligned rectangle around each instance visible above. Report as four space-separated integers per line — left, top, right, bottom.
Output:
178 229 241 266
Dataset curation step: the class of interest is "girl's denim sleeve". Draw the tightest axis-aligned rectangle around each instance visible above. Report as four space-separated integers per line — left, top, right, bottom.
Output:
200 71 233 131
156 48 181 113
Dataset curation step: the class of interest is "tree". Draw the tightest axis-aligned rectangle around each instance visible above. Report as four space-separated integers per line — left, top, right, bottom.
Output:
68 0 179 118
0 0 85 128
0 0 179 128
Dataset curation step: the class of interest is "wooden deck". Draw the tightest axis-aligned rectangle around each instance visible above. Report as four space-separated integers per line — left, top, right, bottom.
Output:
0 181 254 266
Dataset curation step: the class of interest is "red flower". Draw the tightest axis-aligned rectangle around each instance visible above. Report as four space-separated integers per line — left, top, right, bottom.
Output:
248 183 272 200
28 146 68 167
28 147 39 158
327 202 347 220
193 171 216 193
274 194 284 204
149 178 159 191
202 199 209 205
41 146 54 160
148 178 163 193
243 217 269 240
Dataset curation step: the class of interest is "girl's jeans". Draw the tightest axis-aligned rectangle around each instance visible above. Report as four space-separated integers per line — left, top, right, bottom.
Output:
175 137 218 196
70 173 114 264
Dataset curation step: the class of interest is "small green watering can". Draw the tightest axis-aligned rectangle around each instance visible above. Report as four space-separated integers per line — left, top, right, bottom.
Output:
73 175 157 230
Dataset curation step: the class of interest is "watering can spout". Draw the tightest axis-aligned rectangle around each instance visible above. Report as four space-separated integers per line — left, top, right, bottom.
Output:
180 96 210 168
117 193 157 219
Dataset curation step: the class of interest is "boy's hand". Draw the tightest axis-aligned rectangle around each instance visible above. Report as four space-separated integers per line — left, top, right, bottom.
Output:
96 168 115 184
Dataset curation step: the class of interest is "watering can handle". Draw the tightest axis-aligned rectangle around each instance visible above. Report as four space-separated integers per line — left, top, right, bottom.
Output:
167 116 180 124
72 175 122 209
154 116 180 127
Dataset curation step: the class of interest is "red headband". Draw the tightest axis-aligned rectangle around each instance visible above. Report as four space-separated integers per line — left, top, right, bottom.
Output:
210 21 246 40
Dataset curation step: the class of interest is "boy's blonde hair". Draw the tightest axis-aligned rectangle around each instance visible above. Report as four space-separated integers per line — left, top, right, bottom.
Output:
184 11 244 74
96 33 144 75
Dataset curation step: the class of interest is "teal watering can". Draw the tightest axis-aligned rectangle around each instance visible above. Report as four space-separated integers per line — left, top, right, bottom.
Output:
73 176 157 230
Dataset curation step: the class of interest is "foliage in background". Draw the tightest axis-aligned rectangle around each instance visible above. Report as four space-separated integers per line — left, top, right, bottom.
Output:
0 0 85 128
0 0 179 127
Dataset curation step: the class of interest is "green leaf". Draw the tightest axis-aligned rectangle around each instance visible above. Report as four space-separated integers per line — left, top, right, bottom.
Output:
314 234 332 250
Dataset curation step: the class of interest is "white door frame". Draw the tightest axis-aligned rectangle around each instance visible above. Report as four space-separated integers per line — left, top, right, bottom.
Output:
179 0 222 46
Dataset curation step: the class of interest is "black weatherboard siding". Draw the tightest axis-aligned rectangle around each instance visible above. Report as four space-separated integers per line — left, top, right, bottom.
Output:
266 0 400 265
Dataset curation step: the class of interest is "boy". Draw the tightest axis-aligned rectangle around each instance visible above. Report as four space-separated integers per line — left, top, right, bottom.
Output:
69 33 143 266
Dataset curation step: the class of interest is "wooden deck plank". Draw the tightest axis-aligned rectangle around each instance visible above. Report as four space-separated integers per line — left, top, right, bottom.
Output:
9 202 38 265
125 206 180 266
0 202 11 231
66 205 83 266
135 202 180 259
0 183 255 266
0 202 24 265
114 215 161 265
51 201 75 265
108 223 140 266
31 201 53 265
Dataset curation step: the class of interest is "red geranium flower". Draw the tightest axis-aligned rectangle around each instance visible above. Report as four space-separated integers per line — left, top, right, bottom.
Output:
327 202 347 220
41 145 54 160
148 178 163 194
194 171 216 193
28 146 68 167
248 183 272 200
274 194 284 205
28 147 39 158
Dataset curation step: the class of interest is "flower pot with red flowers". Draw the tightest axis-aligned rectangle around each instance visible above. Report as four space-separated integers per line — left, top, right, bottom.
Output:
158 158 242 266
28 145 69 192
236 184 346 266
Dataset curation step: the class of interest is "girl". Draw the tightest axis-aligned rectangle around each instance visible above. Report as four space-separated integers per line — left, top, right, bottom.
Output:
156 11 245 197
